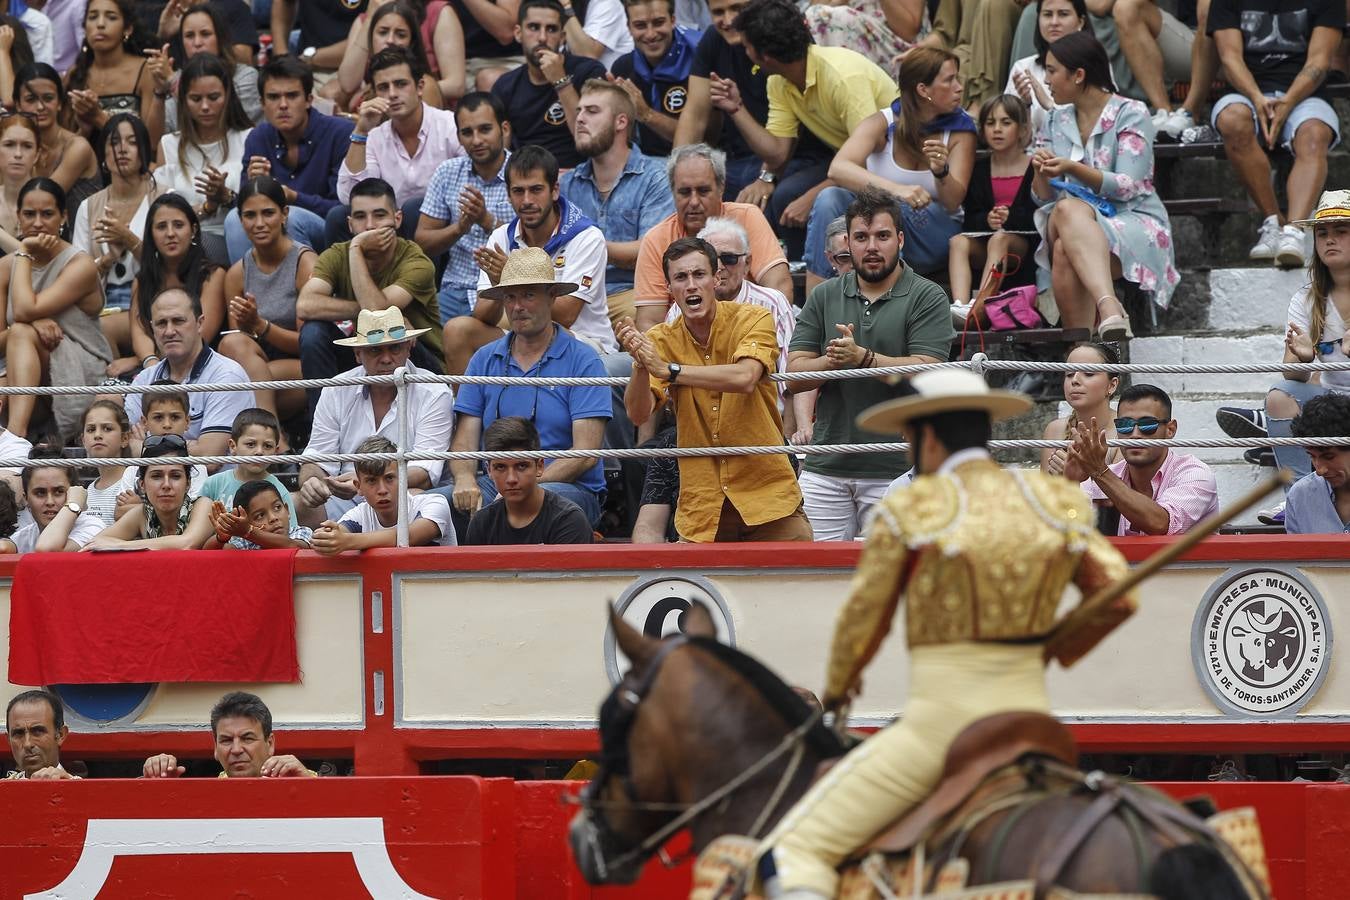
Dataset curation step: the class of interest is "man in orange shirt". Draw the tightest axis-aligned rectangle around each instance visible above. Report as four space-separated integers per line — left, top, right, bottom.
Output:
618 236 810 542
631 144 794 330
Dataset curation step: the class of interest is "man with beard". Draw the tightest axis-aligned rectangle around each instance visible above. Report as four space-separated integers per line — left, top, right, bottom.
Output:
787 187 954 541
491 0 607 168
608 0 700 158
417 92 516 324
443 145 615 376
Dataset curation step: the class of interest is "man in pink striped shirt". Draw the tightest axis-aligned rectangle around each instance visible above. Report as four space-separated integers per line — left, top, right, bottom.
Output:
1071 384 1219 536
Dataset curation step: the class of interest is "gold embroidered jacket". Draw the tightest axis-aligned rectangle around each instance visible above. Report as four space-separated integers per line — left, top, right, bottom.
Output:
825 458 1136 699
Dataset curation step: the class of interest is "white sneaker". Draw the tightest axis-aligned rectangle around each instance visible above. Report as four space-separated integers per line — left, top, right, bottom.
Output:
950 301 974 328
1151 108 1171 133
1160 108 1194 139
1249 215 1281 261
1276 224 1307 268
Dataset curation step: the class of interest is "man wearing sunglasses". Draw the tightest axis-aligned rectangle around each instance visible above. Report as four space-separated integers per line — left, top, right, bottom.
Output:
1285 393 1350 534
1069 384 1218 537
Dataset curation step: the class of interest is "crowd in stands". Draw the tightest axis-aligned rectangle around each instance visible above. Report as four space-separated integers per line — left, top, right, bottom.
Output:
0 0 1336 553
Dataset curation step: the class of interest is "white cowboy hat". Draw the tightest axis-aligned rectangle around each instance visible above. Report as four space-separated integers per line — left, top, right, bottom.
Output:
1291 189 1350 227
332 306 431 348
856 369 1032 433
478 246 579 301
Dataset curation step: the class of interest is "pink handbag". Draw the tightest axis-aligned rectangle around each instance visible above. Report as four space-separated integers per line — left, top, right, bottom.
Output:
983 284 1044 331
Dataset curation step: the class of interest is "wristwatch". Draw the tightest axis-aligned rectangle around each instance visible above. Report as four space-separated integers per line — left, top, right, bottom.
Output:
757 170 777 185
300 46 317 63
65 501 83 515
667 362 682 383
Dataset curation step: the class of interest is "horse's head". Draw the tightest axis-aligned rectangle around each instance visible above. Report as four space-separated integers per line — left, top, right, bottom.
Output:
569 601 719 884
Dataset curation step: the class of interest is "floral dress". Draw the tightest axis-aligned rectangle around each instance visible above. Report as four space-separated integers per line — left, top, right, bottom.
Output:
1032 94 1179 310
804 0 928 79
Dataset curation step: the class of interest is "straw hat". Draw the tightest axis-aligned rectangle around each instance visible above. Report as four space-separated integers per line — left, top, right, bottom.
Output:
856 369 1032 433
1291 190 1350 227
332 306 431 348
478 247 579 301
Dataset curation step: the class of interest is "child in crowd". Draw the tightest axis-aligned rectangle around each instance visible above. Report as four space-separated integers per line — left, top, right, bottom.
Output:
115 381 206 520
311 436 456 554
199 408 298 529
0 450 106 552
80 400 131 526
948 94 1038 323
206 480 313 550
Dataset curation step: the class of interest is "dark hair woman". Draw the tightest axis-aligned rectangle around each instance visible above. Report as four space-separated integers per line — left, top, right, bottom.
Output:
15 63 101 212
158 3 261 130
64 0 166 148
328 0 448 110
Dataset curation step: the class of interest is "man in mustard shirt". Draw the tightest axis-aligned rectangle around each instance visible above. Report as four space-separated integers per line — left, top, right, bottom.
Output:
617 236 810 542
754 369 1138 898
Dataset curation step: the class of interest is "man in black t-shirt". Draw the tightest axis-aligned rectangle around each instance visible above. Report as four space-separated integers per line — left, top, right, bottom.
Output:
1210 0 1344 269
465 417 595 545
270 0 364 70
609 0 700 158
492 0 607 168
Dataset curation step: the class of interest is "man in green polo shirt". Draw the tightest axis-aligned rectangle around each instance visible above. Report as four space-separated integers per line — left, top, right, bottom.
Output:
787 186 954 540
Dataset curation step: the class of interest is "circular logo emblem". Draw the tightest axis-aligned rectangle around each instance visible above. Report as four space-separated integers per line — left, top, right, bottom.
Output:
604 574 735 684
544 101 566 126
1191 566 1332 716
49 683 158 726
662 85 687 115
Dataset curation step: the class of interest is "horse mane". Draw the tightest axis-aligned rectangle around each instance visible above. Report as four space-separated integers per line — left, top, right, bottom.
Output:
687 636 849 760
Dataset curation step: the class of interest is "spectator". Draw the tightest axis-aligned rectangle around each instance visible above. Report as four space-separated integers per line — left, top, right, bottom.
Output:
443 248 611 528
721 0 897 262
1210 0 1341 268
1041 341 1121 479
8 3 52 67
803 0 924 72
442 145 614 376
331 46 465 245
270 0 364 72
458 0 529 94
15 63 99 202
330 1 450 112
228 56 352 263
824 215 852 276
1106 0 1201 139
156 0 258 67
199 407 297 525
0 451 105 552
64 0 165 147
822 47 975 285
1286 394 1350 534
416 91 514 324
159 3 262 131
126 288 255 467
1070 383 1219 536
143 691 316 778
619 236 810 542
115 382 207 506
0 395 32 499
74 114 165 377
1006 0 1086 137
83 436 215 549
490 0 606 169
4 689 76 780
297 176 444 414
153 53 254 264
632 143 791 330
312 435 458 552
630 423 677 543
787 187 954 540
608 0 699 158
219 176 314 428
79 399 130 526
206 479 314 549
561 78 674 328
0 111 40 254
34 0 83 74
298 307 453 525
0 177 110 441
923 0 1022 112
1030 31 1177 339
465 416 595 544
948 93 1037 319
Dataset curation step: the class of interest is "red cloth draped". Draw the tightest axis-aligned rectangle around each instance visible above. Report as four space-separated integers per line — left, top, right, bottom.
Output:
8 549 300 684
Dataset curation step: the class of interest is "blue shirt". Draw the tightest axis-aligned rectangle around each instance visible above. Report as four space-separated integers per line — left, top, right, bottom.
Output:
1284 471 1350 534
421 154 512 298
240 110 354 217
560 148 674 293
456 325 611 494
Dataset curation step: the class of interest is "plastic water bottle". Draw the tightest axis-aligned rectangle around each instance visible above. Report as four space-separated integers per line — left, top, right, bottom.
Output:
256 34 272 68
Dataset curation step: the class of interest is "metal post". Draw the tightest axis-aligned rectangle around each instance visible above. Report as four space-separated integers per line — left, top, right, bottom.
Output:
394 366 410 547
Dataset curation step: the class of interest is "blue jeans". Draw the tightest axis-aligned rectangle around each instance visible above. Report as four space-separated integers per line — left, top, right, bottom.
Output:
104 281 132 311
805 187 962 277
224 205 328 264
725 154 763 202
429 474 604 528
324 197 423 246
438 283 473 325
1267 378 1327 481
766 157 831 261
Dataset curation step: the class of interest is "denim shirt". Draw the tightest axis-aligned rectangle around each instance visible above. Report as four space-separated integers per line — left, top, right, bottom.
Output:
560 147 674 293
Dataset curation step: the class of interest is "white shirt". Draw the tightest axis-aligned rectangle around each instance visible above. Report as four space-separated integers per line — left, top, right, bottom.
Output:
1005 56 1061 139
125 347 255 440
153 128 252 234
582 0 634 68
10 511 105 552
339 492 457 546
477 221 617 354
0 429 33 474
71 192 153 287
1288 285 1350 394
305 360 455 484
18 7 54 66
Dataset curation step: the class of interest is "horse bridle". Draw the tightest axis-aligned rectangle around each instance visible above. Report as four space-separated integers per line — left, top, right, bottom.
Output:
576 635 823 881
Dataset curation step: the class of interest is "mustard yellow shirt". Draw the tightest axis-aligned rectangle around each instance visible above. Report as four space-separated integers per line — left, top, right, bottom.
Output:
647 302 799 542
766 45 898 149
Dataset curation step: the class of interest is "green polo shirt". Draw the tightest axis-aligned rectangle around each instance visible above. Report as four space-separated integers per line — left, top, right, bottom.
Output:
790 266 953 479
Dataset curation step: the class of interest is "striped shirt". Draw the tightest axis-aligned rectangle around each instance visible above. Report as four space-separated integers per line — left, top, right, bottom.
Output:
1084 451 1219 536
420 154 512 303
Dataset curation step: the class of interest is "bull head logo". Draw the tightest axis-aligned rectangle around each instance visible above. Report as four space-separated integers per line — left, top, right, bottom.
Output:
1230 602 1300 684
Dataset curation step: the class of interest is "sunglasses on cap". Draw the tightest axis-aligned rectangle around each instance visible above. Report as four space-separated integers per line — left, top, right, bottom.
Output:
142 433 188 455
362 325 407 343
1316 339 1343 356
716 252 746 268
1114 416 1170 436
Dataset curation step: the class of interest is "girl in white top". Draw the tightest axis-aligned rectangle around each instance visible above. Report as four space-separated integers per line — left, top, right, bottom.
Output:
154 53 251 264
1004 0 1087 137
79 399 130 526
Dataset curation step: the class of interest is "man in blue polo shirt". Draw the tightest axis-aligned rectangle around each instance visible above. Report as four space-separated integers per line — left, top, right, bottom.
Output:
441 248 610 532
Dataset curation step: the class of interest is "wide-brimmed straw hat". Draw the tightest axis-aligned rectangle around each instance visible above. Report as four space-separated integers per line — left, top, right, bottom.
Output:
857 369 1032 433
332 306 431 348
1292 190 1350 227
478 247 579 301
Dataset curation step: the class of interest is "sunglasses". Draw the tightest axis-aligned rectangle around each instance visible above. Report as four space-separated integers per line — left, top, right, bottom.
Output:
716 252 746 268
361 325 406 344
1114 416 1170 436
830 251 852 265
142 433 188 454
1316 339 1343 356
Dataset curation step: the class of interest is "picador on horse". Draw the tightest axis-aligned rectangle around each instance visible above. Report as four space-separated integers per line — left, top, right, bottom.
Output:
571 369 1272 900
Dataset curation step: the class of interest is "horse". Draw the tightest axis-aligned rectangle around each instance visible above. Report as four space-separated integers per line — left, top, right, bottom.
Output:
569 603 1265 898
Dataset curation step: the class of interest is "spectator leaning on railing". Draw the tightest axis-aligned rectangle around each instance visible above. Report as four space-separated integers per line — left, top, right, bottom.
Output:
0 449 105 553
143 691 316 779
4 689 77 780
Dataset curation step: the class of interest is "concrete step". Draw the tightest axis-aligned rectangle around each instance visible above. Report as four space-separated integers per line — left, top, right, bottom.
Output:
1159 266 1308 336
